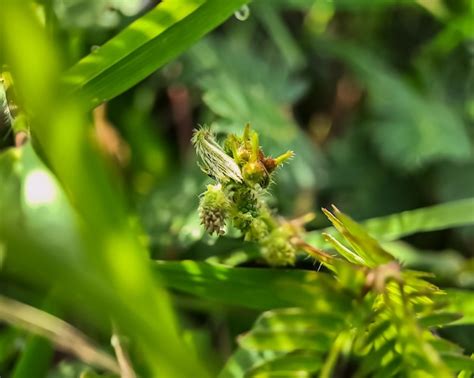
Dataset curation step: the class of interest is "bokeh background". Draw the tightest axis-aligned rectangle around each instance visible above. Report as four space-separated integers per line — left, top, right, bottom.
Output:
0 0 473 375
3 1 468 266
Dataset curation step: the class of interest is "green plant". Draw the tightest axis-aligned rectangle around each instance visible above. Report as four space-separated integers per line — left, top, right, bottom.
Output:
0 1 473 377
193 125 297 266
190 125 474 377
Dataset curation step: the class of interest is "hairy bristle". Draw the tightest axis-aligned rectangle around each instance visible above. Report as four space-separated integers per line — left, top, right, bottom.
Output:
192 128 243 183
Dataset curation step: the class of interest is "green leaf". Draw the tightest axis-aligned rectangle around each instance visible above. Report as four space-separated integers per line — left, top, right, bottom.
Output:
458 354 474 378
306 198 474 247
245 351 322 377
62 0 250 109
322 233 366 265
0 148 23 230
441 353 474 371
357 338 398 377
154 260 351 311
363 198 474 241
322 207 394 267
254 309 345 332
253 2 305 70
237 308 347 354
218 348 281 378
0 328 20 370
10 295 58 378
419 312 464 328
443 290 474 325
248 372 311 378
430 338 464 354
355 319 392 352
372 355 402 378
439 326 474 356
10 334 54 378
381 241 467 282
239 329 333 352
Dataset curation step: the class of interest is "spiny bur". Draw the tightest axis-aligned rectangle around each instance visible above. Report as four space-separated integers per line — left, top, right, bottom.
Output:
199 184 229 235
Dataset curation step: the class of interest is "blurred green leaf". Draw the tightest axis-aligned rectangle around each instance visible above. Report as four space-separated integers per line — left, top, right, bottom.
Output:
11 333 54 378
307 198 474 247
382 241 474 287
238 308 345 352
10 296 58 378
420 14 474 56
0 328 20 371
253 2 305 69
439 326 474 356
364 198 474 240
245 351 322 377
2 3 210 376
219 348 281 378
440 353 474 371
239 328 332 352
154 260 351 311
357 338 398 377
0 148 22 230
0 295 119 374
418 312 463 328
443 289 474 325
253 308 345 331
320 41 470 170
62 0 251 109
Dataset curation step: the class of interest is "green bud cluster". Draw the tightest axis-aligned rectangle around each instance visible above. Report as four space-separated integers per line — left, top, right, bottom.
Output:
193 124 296 266
228 185 259 233
261 228 297 266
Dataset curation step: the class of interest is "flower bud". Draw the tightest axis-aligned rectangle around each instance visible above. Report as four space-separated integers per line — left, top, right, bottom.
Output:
242 161 269 187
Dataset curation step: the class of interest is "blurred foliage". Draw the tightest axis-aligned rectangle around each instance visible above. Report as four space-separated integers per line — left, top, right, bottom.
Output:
0 0 473 377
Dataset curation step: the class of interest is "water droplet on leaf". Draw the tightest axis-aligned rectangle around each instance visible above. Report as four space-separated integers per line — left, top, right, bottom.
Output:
234 5 250 21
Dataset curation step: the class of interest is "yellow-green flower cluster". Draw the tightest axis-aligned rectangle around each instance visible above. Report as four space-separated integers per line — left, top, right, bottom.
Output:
192 124 296 266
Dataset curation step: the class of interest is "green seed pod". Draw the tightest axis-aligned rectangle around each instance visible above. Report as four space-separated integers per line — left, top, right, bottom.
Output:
232 212 254 234
244 217 269 242
230 186 258 217
261 229 296 266
199 184 230 235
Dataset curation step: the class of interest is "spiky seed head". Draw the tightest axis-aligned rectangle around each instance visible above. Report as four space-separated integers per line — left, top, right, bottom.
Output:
192 128 243 183
261 229 296 266
245 217 269 242
199 184 230 235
